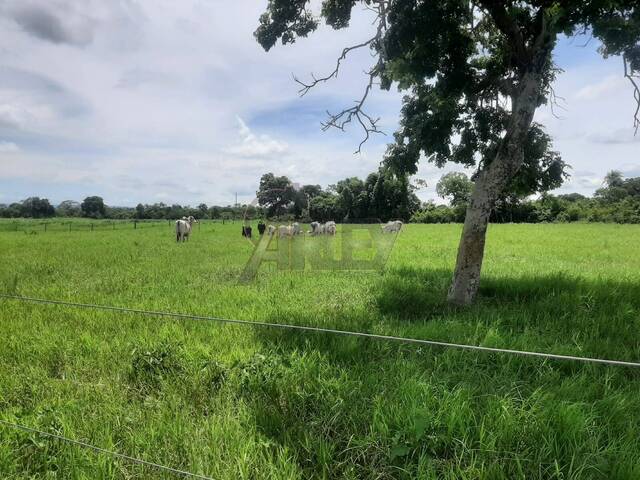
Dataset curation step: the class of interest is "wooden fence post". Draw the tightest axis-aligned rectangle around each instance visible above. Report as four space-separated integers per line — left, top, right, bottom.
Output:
91 224 94 232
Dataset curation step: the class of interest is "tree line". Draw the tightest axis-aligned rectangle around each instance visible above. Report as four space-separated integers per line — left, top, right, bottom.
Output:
413 170 640 224
0 196 258 221
256 167 420 222
2 170 638 224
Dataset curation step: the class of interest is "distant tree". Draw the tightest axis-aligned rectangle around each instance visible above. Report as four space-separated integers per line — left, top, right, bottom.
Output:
604 170 625 188
292 184 324 217
300 184 323 199
197 203 209 219
333 177 368 220
558 193 587 203
257 173 296 217
209 205 221 219
21 197 55 218
309 192 342 222
256 0 640 305
81 196 106 218
57 200 81 217
436 173 474 207
135 203 146 219
366 168 420 221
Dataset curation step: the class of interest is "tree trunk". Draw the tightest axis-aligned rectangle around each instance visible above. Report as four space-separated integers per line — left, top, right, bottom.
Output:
447 73 543 306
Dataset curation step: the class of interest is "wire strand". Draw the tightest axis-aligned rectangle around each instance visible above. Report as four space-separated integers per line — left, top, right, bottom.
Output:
0 419 214 480
2 294 639 368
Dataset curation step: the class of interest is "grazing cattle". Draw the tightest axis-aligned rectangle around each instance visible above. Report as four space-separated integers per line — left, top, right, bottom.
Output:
176 216 196 242
278 225 292 237
309 221 336 235
242 225 252 238
324 221 337 236
382 220 403 233
278 222 302 238
257 221 266 235
267 225 276 235
308 221 323 236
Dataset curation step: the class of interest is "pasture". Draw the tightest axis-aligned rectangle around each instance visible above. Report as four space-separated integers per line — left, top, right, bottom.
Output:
1 221 639 479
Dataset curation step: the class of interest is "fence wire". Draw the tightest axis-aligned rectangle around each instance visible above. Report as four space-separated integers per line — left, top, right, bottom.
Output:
0 419 214 479
2 294 639 368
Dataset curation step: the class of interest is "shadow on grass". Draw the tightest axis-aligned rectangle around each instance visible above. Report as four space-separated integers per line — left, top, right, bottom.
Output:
247 266 640 369
376 266 640 319
229 267 640 478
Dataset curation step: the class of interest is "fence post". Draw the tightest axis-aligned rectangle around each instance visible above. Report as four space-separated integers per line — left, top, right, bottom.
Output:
91 224 94 232
44 223 47 232
134 220 137 230
69 223 71 232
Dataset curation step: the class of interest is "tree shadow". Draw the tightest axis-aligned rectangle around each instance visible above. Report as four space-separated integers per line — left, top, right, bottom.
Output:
235 267 640 478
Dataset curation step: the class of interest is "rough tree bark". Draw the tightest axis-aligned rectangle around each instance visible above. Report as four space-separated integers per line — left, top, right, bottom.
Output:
447 72 543 306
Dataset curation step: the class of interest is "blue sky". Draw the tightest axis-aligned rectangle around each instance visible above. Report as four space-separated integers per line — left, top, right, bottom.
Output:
0 1 638 207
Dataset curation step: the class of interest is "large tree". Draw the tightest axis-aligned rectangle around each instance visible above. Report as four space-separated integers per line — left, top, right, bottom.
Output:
255 0 640 305
436 173 475 207
81 196 106 219
257 172 296 217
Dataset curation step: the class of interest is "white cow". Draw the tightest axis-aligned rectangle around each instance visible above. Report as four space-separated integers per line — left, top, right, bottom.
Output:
382 220 403 233
308 221 323 236
308 220 336 235
324 221 337 235
278 222 302 238
176 216 196 242
267 224 276 235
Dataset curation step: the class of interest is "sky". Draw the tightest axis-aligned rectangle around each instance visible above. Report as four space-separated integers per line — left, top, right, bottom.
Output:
0 0 638 207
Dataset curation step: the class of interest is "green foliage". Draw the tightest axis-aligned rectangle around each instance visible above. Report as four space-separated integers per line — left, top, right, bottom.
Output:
255 0 639 213
436 172 473 207
80 196 106 219
257 172 296 217
129 341 184 393
0 198 55 219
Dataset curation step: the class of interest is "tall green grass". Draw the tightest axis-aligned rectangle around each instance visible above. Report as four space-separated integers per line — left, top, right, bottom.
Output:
0 222 639 479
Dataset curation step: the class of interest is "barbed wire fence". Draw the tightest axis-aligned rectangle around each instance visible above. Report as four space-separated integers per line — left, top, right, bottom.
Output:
0 219 236 234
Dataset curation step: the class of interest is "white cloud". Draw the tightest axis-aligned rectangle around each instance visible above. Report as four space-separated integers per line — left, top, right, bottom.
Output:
0 2 637 205
0 140 19 152
224 117 289 158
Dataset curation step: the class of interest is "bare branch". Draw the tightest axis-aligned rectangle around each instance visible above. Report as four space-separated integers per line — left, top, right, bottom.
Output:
293 36 376 96
320 67 386 153
292 0 389 153
623 56 640 135
548 85 567 120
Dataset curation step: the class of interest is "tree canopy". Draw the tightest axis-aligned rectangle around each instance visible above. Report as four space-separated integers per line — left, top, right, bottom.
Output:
81 196 106 219
255 0 640 305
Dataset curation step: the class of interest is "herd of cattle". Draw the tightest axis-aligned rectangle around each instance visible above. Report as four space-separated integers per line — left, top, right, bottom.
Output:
176 216 402 242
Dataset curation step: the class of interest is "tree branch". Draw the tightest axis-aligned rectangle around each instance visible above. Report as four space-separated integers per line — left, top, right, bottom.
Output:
320 66 385 153
293 37 376 96
624 55 640 135
479 1 528 65
292 0 389 153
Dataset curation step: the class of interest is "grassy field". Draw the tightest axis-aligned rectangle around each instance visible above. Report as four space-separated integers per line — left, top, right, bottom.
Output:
0 221 639 479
